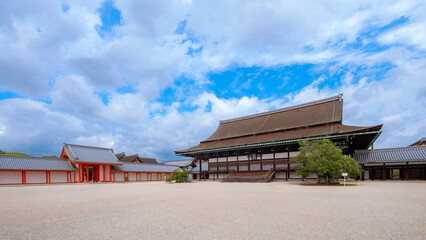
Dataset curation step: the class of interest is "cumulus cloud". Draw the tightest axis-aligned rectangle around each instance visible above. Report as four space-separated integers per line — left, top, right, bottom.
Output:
0 0 425 160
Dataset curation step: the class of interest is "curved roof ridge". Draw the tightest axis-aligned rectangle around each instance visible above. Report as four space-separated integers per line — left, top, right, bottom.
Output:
220 94 343 124
63 143 114 151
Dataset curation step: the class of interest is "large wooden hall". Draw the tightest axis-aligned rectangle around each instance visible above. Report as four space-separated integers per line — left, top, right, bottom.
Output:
175 94 384 181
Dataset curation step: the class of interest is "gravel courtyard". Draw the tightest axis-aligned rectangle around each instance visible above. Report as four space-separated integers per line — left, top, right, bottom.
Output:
0 181 425 240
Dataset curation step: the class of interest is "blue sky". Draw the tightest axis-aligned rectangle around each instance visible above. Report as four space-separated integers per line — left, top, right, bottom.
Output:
0 0 425 161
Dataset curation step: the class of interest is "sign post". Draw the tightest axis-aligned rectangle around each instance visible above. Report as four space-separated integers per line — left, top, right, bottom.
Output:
342 173 348 187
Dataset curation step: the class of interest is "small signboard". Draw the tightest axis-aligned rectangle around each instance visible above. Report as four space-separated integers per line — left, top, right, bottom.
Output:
342 173 348 177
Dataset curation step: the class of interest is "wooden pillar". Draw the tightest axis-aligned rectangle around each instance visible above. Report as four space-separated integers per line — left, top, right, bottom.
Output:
286 151 290 181
248 154 251 172
236 155 239 172
424 166 426 180
382 163 386 181
406 162 409 181
273 153 276 171
260 153 263 171
199 159 202 181
216 157 219 180
361 167 365 181
391 168 393 181
226 156 229 174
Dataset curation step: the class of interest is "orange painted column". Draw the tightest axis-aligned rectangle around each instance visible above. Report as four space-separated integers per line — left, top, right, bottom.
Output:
78 164 81 183
22 171 26 184
86 164 89 183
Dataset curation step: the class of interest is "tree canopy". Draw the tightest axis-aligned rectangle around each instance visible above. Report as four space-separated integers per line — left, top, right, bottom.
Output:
166 168 189 182
292 139 362 184
4 152 31 156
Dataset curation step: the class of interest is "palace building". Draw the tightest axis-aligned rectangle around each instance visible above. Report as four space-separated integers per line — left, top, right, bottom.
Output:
0 143 178 185
175 94 384 181
354 143 426 181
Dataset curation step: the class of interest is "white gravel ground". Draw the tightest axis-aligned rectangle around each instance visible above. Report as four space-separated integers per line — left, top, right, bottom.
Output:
0 181 425 240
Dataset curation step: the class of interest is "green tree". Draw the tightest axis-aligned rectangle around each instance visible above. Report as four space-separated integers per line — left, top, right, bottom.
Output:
0 149 5 154
292 139 362 184
6 152 31 156
42 155 58 158
166 169 189 182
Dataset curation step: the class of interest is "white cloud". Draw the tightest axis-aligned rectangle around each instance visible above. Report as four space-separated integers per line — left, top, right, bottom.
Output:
0 0 425 160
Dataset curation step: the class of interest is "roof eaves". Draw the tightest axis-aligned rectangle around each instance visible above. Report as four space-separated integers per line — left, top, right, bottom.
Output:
176 130 381 156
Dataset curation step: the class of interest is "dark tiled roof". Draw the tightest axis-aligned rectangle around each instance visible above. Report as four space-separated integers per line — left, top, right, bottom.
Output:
113 162 178 172
165 159 193 167
119 154 139 162
409 137 426 146
354 146 426 164
115 152 125 160
139 157 158 164
64 143 122 165
203 94 343 142
0 154 78 171
176 123 382 154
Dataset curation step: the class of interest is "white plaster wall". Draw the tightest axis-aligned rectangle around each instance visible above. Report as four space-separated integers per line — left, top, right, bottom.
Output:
129 173 136 181
238 155 248 161
105 166 110 182
141 173 148 180
289 172 302 178
99 166 104 181
275 172 286 179
228 156 237 162
275 152 287 158
262 153 274 159
27 171 46 184
250 164 260 171
263 164 274 170
0 171 22 184
228 166 237 171
208 158 217 163
364 170 369 179
239 165 248 171
218 157 227 162
276 163 287 169
289 151 300 157
115 172 124 182
50 172 67 183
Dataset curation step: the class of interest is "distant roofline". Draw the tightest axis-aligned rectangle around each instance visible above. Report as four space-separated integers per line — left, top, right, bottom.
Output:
0 154 67 161
409 137 426 146
119 162 171 166
219 94 343 124
165 159 192 162
63 143 114 151
355 145 426 153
